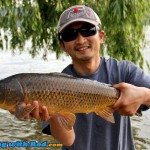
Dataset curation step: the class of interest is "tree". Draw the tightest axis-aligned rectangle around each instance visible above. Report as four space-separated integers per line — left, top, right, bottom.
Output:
0 0 150 68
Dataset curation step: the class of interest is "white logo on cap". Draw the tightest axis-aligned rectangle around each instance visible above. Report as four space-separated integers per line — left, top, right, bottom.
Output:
67 6 88 20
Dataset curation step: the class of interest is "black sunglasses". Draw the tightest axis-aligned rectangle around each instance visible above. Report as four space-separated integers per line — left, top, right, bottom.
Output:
59 24 100 42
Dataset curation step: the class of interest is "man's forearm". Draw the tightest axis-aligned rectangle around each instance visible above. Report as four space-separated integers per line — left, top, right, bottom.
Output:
49 116 75 146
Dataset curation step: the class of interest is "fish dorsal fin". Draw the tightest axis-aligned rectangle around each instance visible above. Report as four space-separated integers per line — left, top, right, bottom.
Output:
15 102 36 119
49 72 76 79
95 107 115 123
56 112 76 130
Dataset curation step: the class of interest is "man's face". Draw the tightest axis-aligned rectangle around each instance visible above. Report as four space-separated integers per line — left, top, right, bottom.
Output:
60 22 104 63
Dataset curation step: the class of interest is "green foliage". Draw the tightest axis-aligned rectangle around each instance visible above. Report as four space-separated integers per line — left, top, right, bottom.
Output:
100 0 150 68
0 0 150 68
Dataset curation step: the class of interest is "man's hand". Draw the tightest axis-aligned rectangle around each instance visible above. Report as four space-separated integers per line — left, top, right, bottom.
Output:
11 100 75 146
112 83 150 116
12 100 51 121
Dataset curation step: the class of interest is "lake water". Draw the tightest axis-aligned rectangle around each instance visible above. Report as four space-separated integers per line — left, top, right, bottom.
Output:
0 26 150 150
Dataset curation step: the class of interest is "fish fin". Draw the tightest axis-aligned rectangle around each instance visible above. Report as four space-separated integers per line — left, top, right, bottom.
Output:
56 112 76 131
15 102 36 119
95 107 115 123
49 72 76 79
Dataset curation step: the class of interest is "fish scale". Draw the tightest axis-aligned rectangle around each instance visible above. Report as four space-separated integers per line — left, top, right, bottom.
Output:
0 72 120 130
0 72 119 109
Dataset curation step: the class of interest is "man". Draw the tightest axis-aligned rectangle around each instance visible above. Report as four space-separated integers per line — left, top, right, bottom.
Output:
21 5 150 150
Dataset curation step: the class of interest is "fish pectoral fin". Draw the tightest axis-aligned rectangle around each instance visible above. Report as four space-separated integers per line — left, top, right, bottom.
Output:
95 107 115 123
15 102 36 119
56 112 76 131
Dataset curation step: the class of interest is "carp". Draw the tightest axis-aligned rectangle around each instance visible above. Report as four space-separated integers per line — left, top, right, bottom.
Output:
0 72 120 130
